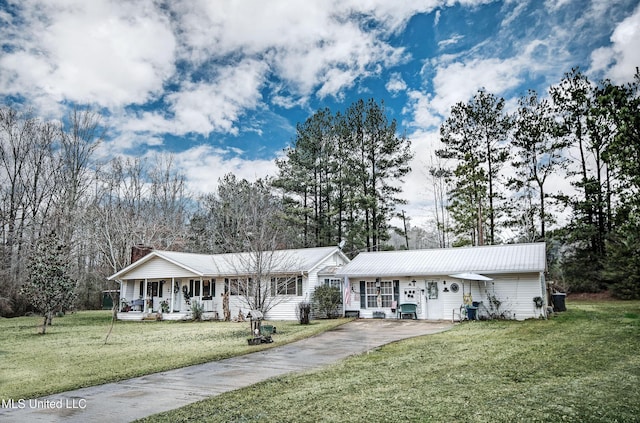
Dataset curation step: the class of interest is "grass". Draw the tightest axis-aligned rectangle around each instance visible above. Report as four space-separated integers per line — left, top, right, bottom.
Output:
139 300 640 423
0 311 349 400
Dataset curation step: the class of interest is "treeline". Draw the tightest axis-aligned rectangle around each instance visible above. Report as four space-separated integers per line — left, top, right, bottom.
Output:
433 68 640 298
0 99 412 316
1 67 639 317
0 107 193 315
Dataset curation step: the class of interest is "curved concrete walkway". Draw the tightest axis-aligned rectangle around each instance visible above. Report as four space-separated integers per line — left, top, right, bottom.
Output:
1 319 453 423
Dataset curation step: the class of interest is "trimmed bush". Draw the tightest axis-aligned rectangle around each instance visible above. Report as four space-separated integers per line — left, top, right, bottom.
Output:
312 285 342 318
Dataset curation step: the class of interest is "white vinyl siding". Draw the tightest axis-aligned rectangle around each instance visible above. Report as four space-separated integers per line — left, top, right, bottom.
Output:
114 247 349 321
443 273 544 321
123 256 201 280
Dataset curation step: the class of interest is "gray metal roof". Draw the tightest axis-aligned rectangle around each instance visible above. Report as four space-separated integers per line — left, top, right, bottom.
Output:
209 247 344 275
336 242 546 277
108 246 347 280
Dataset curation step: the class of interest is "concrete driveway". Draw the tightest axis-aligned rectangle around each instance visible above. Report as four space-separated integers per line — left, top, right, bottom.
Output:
0 319 453 423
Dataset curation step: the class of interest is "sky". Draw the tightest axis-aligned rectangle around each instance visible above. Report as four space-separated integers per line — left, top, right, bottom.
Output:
1 0 639 229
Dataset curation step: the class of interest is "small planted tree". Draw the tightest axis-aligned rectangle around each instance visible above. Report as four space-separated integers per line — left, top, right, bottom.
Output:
20 231 77 333
190 300 205 321
312 285 342 318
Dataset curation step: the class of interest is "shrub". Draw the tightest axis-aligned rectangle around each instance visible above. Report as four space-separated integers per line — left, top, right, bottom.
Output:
190 300 205 321
312 285 342 318
297 301 311 324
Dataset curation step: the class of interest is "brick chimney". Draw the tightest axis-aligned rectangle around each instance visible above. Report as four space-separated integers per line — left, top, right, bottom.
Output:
131 244 153 263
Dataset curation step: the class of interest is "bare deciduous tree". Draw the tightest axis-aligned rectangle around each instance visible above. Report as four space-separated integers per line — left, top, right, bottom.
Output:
198 174 301 314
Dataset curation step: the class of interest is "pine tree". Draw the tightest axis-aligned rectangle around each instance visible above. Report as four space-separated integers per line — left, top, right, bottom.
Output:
437 89 510 245
274 99 413 254
510 90 569 240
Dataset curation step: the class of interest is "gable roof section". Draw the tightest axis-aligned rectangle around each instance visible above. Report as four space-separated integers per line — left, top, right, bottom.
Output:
107 250 213 280
108 246 348 280
336 242 546 278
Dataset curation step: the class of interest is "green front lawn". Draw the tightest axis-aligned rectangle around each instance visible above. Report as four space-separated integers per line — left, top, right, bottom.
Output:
142 300 640 423
0 311 349 400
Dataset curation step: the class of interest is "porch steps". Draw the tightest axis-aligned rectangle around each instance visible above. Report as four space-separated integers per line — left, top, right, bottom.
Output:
143 314 161 321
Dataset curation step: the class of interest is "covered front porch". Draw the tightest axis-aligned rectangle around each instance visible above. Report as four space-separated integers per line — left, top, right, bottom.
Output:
118 277 219 320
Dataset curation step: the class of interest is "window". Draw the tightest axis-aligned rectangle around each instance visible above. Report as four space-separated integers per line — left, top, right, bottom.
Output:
203 280 214 299
427 281 438 299
148 281 159 297
271 276 303 296
366 280 393 308
226 278 251 296
227 278 239 296
189 280 201 297
323 278 341 288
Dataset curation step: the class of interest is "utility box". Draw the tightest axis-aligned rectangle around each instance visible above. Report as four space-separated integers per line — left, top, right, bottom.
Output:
102 290 119 310
552 293 566 312
466 305 478 320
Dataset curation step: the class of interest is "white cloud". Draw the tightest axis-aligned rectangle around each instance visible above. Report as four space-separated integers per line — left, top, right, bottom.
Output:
501 1 529 27
0 0 447 142
386 72 408 94
120 59 268 137
544 0 573 11
98 132 164 158
589 4 640 83
423 56 524 119
398 128 444 227
169 59 268 136
437 34 464 49
172 145 278 195
0 0 176 109
167 0 425 102
403 90 442 129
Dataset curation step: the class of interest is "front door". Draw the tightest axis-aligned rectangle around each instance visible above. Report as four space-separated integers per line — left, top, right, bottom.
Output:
425 280 443 320
149 281 160 311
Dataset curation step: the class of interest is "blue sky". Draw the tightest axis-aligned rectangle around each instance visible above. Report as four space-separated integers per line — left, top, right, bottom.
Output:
1 0 639 227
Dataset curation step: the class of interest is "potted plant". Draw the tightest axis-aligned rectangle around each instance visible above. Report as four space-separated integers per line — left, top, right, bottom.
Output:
160 299 170 313
120 299 130 312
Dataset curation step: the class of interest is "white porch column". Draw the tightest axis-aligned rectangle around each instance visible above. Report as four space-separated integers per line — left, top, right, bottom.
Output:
200 277 204 309
170 277 175 313
118 281 124 311
143 279 149 312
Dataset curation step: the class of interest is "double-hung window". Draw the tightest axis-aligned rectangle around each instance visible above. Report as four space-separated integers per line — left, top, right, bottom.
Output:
271 276 303 296
366 280 393 308
323 278 341 288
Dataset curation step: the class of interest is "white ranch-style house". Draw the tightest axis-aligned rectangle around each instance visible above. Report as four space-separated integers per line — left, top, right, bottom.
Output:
337 242 548 321
108 246 350 321
109 242 548 322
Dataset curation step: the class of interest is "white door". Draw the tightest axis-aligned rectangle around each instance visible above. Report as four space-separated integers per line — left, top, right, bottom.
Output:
425 280 443 320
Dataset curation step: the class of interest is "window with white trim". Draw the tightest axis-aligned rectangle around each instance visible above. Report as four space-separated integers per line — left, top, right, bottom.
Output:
323 278 341 288
227 278 251 296
366 280 393 308
271 276 303 296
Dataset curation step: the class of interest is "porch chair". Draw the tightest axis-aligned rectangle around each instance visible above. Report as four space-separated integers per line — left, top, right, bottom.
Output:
398 303 417 319
452 305 466 322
